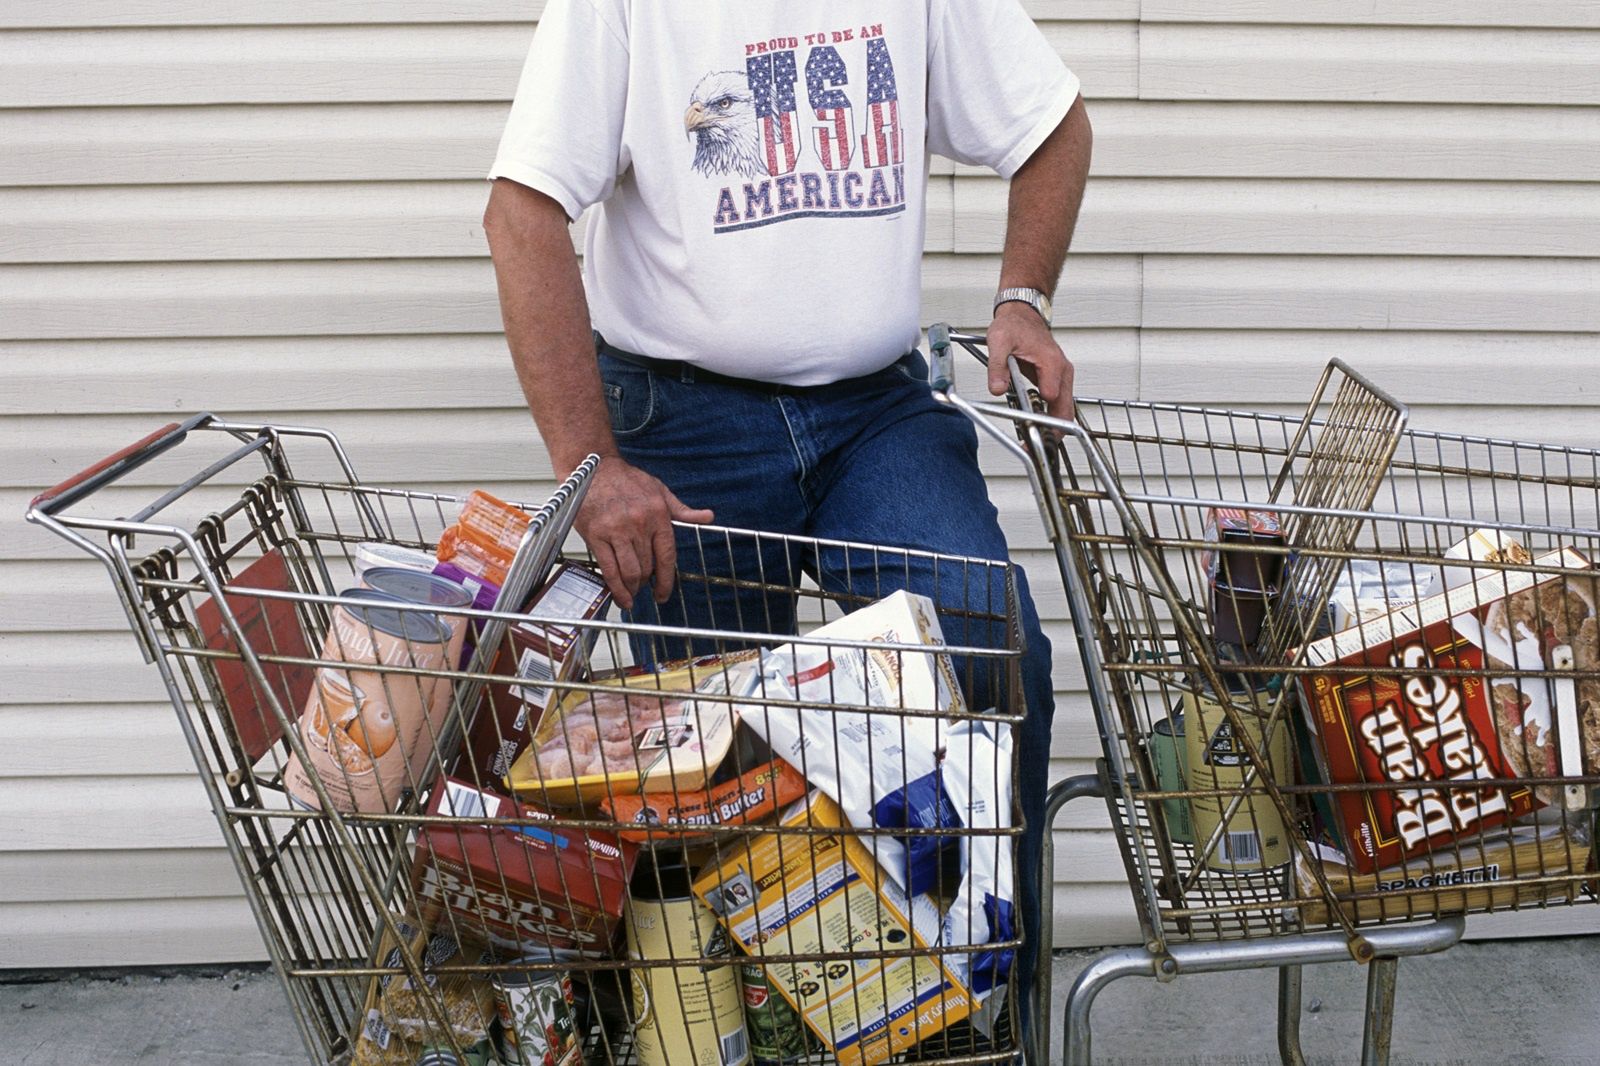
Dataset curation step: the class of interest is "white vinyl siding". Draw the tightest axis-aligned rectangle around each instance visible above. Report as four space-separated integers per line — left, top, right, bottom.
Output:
2 3 1596 968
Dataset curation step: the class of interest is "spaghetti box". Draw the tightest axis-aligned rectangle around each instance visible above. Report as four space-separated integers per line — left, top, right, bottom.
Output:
465 562 611 784
1295 547 1588 874
412 776 637 958
693 791 971 1066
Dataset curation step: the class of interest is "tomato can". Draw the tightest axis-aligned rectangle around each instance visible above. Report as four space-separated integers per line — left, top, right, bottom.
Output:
494 967 581 1066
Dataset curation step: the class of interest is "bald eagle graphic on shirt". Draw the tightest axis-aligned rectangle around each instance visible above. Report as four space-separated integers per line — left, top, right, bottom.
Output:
686 33 907 234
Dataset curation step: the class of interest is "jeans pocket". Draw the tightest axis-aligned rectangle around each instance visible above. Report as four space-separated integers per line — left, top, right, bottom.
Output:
599 356 658 438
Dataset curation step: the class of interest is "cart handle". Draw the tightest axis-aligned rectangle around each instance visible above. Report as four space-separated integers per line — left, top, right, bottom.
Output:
30 413 216 517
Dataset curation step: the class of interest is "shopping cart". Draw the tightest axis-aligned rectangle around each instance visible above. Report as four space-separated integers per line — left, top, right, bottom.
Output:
929 326 1600 1066
28 415 1037 1066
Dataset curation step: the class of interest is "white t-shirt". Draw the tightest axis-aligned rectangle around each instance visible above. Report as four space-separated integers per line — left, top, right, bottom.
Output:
490 0 1079 385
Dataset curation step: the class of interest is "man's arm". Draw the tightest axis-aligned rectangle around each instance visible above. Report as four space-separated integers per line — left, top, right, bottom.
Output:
985 94 1093 420
483 178 711 609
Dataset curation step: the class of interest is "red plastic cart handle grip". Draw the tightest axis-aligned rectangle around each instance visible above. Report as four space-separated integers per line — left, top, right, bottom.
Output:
30 415 210 515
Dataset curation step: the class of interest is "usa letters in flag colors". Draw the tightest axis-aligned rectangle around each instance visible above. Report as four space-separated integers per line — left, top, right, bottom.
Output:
685 25 906 234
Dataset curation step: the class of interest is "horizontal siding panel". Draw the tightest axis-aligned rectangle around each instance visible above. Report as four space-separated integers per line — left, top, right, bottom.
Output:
1 1 1133 30
1141 25 1600 105
0 897 275 967
0 329 1139 416
1140 331 1600 406
1142 256 1600 332
16 176 1600 263
0 255 1144 339
0 22 1137 109
958 178 1600 257
14 100 1600 188
1141 1 1600 28
0 178 955 263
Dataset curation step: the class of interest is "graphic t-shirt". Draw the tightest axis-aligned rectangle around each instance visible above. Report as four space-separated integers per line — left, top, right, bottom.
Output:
490 0 1079 385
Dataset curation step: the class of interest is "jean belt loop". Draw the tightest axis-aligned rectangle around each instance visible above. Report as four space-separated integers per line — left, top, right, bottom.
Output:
681 364 696 385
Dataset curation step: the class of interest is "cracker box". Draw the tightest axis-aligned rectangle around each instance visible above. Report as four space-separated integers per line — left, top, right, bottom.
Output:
412 776 637 958
1296 548 1589 874
692 791 971 1066
465 562 611 784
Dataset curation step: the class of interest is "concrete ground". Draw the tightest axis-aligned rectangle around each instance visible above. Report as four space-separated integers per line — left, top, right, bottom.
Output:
1 939 1595 1065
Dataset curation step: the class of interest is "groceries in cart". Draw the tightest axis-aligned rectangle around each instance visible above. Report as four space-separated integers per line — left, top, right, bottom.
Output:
413 777 638 958
1202 507 1287 645
503 657 755 806
351 912 498 1065
695 790 973 1066
1297 537 1597 875
470 562 612 782
284 588 456 814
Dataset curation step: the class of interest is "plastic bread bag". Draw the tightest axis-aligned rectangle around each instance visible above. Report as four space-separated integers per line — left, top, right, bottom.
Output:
937 718 1017 1026
739 591 965 896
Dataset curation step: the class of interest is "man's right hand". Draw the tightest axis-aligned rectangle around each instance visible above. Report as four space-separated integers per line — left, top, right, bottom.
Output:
575 457 714 610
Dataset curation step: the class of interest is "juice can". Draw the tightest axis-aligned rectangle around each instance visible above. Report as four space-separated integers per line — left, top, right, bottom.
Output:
1183 684 1292 871
494 968 581 1066
284 589 451 813
627 855 749 1066
739 961 810 1066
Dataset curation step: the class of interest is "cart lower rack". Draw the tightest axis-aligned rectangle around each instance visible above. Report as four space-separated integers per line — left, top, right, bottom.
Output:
29 415 1044 1066
932 325 1599 1065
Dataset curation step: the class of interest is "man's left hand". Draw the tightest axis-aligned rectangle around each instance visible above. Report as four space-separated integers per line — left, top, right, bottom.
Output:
986 301 1075 422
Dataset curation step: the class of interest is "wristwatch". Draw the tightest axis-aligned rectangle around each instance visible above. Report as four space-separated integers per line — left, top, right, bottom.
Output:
994 287 1053 326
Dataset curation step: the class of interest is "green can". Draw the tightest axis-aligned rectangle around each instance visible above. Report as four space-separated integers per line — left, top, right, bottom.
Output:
739 962 810 1066
414 1040 496 1066
1150 714 1193 844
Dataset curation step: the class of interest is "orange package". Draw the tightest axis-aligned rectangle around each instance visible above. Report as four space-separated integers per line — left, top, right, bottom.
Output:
436 490 532 587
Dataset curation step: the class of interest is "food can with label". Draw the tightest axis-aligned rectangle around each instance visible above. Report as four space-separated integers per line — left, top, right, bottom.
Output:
738 961 809 1066
1183 684 1292 871
363 567 474 665
1149 713 1193 844
494 967 581 1066
627 854 750 1066
283 589 452 813
414 1041 496 1066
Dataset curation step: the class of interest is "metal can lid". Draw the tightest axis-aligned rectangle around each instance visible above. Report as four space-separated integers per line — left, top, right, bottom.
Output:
365 566 474 610
336 587 452 645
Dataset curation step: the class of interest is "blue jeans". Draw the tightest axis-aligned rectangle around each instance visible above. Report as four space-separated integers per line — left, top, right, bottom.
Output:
596 339 1055 1026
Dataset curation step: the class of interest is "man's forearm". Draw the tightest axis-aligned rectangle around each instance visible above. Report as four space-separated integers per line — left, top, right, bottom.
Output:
484 178 615 478
999 95 1092 297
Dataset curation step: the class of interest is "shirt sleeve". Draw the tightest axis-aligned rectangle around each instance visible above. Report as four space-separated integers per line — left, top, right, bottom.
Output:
488 0 630 220
926 0 1081 179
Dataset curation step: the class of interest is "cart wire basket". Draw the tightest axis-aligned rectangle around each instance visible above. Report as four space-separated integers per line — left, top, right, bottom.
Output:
928 325 1600 1066
28 415 1037 1066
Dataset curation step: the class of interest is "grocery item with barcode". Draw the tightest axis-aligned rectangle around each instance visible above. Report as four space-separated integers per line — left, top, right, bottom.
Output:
1183 684 1293 872
694 791 971 1066
739 590 967 896
466 561 611 785
412 775 637 957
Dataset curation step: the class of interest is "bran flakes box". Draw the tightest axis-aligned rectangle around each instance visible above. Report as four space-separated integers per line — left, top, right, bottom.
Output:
412 776 637 958
693 791 971 1066
1296 548 1589 874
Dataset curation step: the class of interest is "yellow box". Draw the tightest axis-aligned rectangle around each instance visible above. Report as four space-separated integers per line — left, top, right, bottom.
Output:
692 792 971 1066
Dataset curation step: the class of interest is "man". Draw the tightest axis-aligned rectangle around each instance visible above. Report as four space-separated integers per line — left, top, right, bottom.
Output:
484 0 1090 1032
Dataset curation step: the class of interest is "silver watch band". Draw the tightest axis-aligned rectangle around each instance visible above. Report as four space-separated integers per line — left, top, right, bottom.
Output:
994 287 1053 326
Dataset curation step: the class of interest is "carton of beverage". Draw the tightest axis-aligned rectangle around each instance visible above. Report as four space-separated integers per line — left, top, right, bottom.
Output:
412 776 637 958
693 791 971 1066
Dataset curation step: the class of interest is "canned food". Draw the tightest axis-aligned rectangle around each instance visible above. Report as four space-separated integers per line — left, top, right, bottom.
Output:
1184 685 1292 871
739 961 810 1066
494 968 580 1066
414 1041 495 1066
627 854 750 1066
1149 713 1193 844
284 589 452 813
